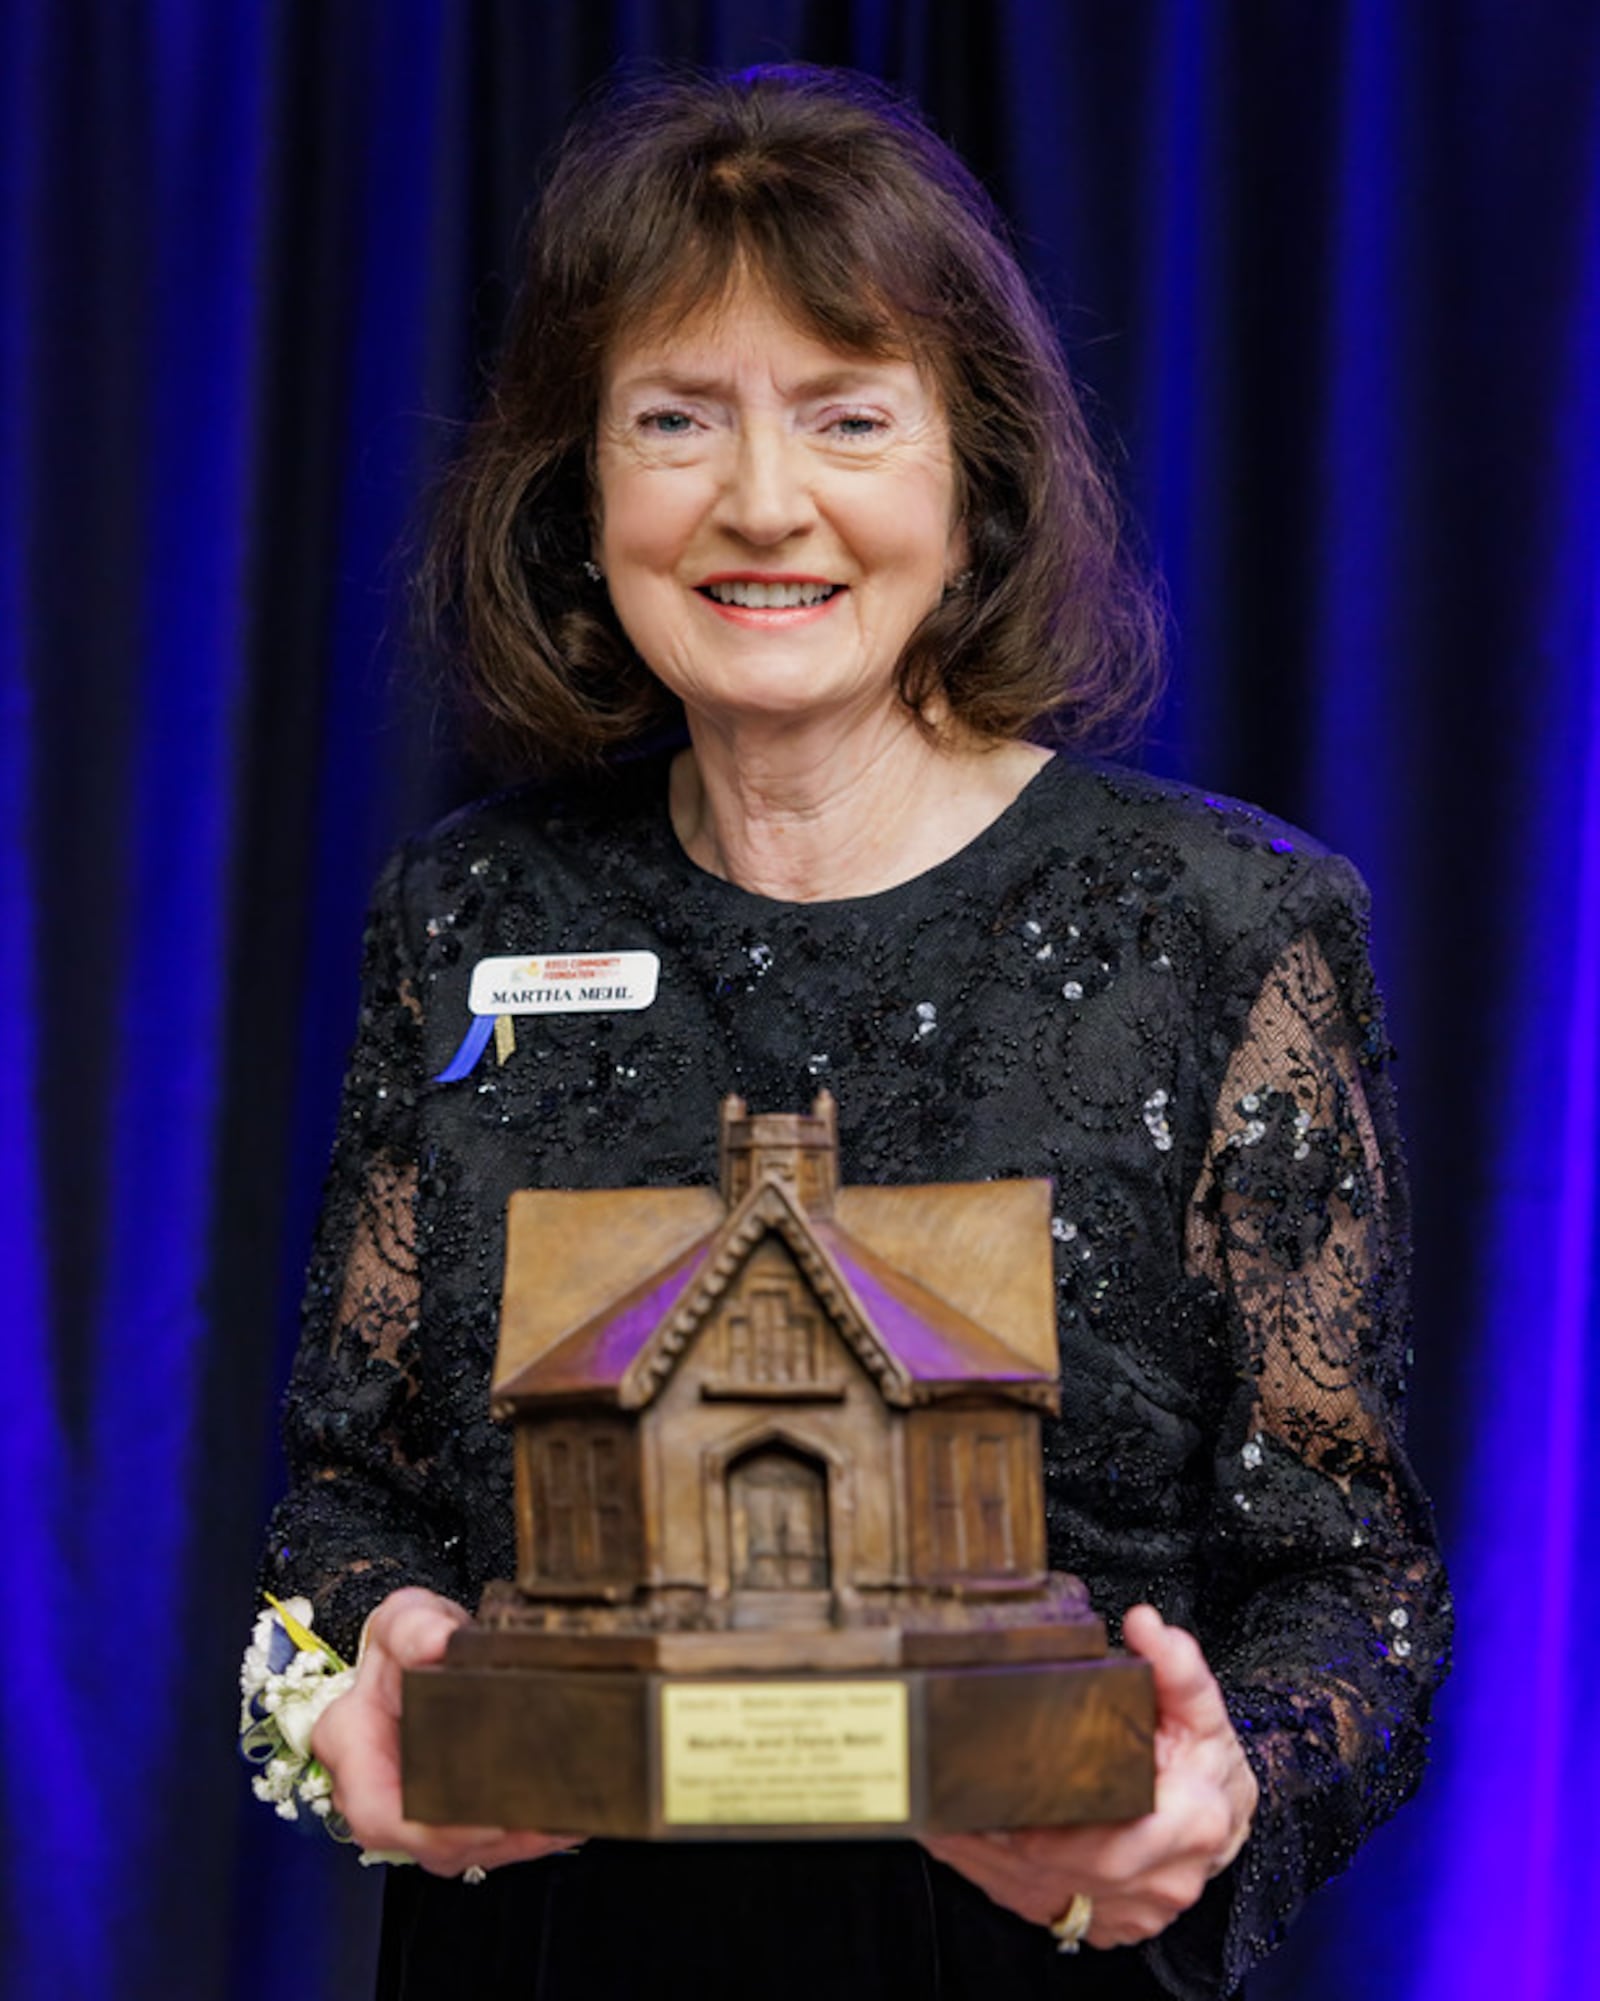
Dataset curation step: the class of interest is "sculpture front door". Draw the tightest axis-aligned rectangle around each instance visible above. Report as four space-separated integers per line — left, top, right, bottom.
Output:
728 1446 830 1590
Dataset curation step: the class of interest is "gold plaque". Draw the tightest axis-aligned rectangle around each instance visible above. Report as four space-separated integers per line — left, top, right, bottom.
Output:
660 1679 910 1826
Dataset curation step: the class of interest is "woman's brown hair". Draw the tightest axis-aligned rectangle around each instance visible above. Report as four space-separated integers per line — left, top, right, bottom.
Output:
425 64 1164 770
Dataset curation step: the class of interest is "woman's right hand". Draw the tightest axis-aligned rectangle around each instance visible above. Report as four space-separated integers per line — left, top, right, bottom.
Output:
310 1585 584 1877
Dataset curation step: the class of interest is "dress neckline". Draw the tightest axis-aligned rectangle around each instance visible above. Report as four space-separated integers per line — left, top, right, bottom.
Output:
644 750 1068 916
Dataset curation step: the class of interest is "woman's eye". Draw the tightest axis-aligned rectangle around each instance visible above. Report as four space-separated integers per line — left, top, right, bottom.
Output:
827 413 886 438
640 409 696 435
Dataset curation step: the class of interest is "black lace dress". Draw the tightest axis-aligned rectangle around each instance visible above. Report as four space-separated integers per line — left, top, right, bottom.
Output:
261 752 1449 2001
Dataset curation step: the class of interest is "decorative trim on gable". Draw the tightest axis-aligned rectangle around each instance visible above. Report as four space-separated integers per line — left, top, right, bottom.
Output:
618 1174 915 1411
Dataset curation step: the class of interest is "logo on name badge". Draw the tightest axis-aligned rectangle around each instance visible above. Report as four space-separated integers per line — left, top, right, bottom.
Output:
467 951 660 1016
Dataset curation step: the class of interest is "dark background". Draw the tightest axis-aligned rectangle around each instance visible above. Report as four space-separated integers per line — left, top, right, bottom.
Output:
2 4 1597 1998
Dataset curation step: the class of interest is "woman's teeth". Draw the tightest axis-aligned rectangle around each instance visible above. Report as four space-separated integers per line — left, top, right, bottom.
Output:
703 580 838 609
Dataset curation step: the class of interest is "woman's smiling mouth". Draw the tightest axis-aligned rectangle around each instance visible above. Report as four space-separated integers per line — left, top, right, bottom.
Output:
696 575 846 622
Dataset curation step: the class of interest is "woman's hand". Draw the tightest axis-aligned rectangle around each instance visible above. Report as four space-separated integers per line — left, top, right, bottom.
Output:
921 1605 1257 1950
310 1586 584 1878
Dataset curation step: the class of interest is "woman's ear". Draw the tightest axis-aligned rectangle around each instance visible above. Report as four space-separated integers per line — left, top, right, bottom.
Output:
944 518 971 595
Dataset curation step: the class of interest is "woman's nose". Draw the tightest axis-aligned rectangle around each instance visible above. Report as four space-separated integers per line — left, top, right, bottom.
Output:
714 425 816 545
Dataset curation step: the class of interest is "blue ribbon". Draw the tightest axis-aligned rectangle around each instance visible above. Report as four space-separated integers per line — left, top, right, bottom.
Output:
434 1012 496 1083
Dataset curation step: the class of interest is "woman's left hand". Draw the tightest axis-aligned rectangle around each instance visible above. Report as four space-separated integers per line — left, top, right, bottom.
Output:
921 1605 1258 1950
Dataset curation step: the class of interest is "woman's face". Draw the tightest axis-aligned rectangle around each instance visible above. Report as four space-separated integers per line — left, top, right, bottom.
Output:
595 283 966 736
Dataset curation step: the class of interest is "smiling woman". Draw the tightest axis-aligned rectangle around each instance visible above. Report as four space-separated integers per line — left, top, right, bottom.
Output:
258 62 1448 2001
595 290 963 731
592 285 1026 896
422 66 1163 775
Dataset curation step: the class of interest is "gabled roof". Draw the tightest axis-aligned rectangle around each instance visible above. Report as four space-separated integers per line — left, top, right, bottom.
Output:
492 1236 712 1406
495 1172 1059 1414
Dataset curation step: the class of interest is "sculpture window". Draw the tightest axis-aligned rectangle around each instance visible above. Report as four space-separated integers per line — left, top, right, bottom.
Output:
529 1424 635 1582
722 1247 825 1387
923 1424 1024 1578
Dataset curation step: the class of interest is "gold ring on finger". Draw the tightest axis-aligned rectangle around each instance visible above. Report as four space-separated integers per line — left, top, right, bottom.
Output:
1049 1891 1093 1954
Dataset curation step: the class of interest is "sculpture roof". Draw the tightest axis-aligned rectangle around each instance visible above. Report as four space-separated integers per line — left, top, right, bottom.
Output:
493 1099 1060 1416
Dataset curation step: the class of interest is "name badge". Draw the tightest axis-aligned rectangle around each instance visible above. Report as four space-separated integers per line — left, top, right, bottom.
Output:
468 951 660 1015
434 951 660 1084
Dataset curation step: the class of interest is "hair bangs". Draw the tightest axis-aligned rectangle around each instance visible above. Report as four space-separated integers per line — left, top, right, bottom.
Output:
591 169 930 382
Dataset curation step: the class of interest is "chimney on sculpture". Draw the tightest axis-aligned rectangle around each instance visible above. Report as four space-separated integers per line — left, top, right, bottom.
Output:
718 1091 838 1213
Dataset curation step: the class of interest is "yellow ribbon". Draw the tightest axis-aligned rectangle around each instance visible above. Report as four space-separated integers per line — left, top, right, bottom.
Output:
264 1592 348 1669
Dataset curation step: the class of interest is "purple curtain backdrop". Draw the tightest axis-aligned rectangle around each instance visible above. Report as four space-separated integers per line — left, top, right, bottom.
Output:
3 4 1597 1998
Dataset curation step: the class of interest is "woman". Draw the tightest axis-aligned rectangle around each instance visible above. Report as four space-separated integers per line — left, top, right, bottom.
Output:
256 65 1449 2000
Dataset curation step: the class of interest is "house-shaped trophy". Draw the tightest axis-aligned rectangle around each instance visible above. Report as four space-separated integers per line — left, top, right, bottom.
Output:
403 1094 1153 1837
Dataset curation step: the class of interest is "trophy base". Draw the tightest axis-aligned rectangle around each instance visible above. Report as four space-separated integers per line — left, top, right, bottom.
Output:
402 1649 1154 1839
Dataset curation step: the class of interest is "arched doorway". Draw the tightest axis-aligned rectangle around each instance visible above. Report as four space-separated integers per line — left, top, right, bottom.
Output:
727 1443 830 1591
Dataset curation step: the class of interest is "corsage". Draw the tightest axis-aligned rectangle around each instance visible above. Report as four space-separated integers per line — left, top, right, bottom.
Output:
239 1593 408 1866
239 1593 355 1827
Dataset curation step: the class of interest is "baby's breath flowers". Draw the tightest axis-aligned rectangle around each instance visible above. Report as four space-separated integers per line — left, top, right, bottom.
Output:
239 1595 445 1871
239 1594 357 1829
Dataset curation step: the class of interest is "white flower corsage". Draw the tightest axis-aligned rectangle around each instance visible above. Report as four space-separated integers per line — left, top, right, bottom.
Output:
240 1595 451 1872
240 1592 423 1871
239 1594 358 1830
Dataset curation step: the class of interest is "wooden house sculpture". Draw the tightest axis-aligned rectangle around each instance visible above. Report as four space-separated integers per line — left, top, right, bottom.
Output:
403 1095 1154 1837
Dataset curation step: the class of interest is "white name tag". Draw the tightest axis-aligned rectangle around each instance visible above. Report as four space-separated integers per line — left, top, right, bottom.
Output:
467 951 660 1016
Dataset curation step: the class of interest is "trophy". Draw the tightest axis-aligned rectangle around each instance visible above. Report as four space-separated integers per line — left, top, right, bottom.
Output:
403 1094 1153 1836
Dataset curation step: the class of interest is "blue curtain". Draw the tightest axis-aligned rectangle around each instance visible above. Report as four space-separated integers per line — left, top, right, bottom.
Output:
3 4 1596 1997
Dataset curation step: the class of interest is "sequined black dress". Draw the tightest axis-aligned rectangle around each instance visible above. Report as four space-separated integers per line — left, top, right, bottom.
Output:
261 752 1449 2001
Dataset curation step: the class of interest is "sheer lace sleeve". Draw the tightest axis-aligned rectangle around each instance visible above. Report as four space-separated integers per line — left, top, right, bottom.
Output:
1146 903 1451 1996
258 854 471 1660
